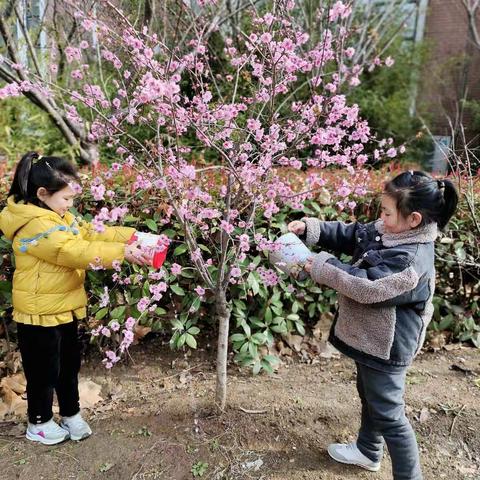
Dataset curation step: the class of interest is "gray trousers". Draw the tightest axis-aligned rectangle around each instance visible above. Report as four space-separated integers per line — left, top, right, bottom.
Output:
355 362 422 480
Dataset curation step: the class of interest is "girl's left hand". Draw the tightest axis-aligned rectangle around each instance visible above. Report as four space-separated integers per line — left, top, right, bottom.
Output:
304 257 314 273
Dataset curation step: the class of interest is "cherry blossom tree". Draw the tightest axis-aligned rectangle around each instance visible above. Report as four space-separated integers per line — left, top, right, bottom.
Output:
0 0 404 409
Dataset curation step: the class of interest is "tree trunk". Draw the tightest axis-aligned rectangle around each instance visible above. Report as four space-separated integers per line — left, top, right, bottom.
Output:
79 139 99 166
214 288 230 411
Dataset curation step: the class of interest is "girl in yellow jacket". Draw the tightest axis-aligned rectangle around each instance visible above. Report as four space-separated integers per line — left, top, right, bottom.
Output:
0 152 151 445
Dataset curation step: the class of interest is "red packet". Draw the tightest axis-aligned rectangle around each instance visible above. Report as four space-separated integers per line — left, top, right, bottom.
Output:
128 231 168 269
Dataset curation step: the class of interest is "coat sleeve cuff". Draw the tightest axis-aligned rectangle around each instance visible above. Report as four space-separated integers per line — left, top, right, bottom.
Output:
310 251 335 284
301 217 321 247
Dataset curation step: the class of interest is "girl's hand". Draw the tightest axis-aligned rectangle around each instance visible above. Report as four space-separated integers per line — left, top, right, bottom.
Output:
124 243 152 266
288 220 306 235
304 257 314 274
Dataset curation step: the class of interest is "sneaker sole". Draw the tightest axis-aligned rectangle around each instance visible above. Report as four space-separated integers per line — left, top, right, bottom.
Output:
60 425 92 441
26 431 70 445
327 446 381 472
68 432 92 441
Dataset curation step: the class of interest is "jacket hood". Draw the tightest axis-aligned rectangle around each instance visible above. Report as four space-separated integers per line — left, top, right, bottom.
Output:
0 196 60 240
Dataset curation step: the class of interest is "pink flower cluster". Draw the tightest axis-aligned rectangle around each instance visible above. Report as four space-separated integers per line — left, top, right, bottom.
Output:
257 267 280 287
91 316 137 369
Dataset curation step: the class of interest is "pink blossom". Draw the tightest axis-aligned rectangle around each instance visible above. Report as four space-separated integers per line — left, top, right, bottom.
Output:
68 181 83 194
99 286 110 308
257 267 279 287
71 70 83 80
231 267 241 278
91 183 106 201
259 32 272 44
65 46 81 63
220 220 234 234
92 217 105 233
329 1 352 22
171 263 182 275
110 321 120 332
81 19 94 31
386 147 397 158
345 47 355 58
137 296 150 312
125 317 136 330
385 56 395 67
101 327 111 337
194 286 206 296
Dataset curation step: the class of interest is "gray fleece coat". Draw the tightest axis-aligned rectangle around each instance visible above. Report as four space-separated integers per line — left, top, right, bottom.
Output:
303 218 437 373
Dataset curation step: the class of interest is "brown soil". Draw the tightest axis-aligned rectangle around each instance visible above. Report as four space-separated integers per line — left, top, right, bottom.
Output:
0 340 479 480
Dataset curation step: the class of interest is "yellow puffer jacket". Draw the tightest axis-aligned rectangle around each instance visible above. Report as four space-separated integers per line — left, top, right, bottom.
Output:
0 196 135 327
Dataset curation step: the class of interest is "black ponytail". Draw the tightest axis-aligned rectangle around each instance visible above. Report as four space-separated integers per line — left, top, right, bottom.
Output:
384 170 459 231
9 151 38 200
9 151 80 206
438 179 459 230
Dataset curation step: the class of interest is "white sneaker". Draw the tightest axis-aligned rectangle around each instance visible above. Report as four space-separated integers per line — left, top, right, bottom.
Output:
26 418 70 445
327 442 381 472
60 413 92 441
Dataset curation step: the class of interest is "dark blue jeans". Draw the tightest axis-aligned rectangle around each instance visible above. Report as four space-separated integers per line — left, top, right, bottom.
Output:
355 362 422 480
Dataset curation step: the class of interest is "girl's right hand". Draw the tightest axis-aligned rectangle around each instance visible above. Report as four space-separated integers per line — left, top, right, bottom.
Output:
124 243 152 266
288 220 306 235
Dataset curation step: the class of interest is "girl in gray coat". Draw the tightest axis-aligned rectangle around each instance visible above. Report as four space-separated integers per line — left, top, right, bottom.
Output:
288 171 458 480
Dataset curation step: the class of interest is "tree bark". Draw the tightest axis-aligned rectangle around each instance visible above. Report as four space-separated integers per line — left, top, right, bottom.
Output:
214 288 230 411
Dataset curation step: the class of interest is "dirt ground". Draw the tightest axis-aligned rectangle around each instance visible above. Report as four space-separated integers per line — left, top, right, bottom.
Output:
0 339 479 480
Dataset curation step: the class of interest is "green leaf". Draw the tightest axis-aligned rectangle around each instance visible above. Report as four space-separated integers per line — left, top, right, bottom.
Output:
233 299 247 309
261 360 274 374
252 361 262 375
95 307 108 320
190 296 201 312
188 326 200 335
251 332 266 344
295 322 306 336
174 244 188 256
242 322 251 337
271 305 283 316
162 229 176 238
152 320 163 332
292 301 299 314
177 333 186 348
171 284 186 296
250 318 266 328
180 269 195 278
438 314 454 331
171 319 184 330
145 219 158 232
262 355 280 365
185 333 197 349
247 272 260 295
230 333 246 342
110 306 126 320
99 462 114 473
271 324 288 334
